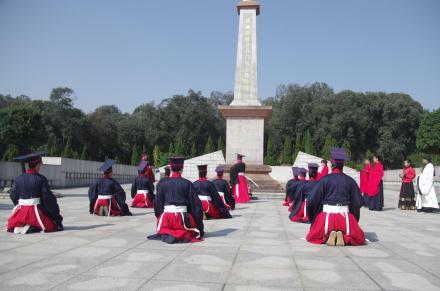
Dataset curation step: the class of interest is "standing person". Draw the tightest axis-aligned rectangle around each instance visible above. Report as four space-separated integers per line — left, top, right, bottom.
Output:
416 155 439 213
148 157 204 243
7 152 64 234
289 163 319 223
317 160 329 181
156 166 171 193
193 165 232 219
88 160 132 216
140 152 155 183
364 154 384 211
229 153 250 203
306 148 365 246
398 159 416 210
131 161 155 208
287 168 308 212
212 166 235 210
284 167 299 206
360 159 372 197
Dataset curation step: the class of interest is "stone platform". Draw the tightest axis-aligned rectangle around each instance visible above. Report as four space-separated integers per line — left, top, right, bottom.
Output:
0 187 440 290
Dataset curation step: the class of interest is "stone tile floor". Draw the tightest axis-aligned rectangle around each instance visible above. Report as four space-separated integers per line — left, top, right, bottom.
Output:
0 187 439 290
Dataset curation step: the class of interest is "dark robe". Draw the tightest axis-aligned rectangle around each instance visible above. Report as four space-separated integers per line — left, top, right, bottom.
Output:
10 171 63 229
287 179 307 204
131 175 155 201
288 179 318 220
229 162 246 187
88 177 131 215
153 175 204 236
156 176 170 193
193 179 232 218
306 171 363 225
285 178 297 202
212 177 236 210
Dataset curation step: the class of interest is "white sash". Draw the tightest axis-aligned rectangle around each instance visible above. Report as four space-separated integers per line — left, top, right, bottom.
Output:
198 195 212 201
323 204 350 236
14 198 45 232
157 205 200 239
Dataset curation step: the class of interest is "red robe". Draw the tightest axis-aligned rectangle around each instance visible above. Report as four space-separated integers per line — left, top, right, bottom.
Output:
317 165 329 181
367 162 383 197
360 163 372 194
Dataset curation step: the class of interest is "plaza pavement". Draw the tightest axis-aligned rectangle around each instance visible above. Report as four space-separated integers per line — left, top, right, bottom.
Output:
0 186 439 291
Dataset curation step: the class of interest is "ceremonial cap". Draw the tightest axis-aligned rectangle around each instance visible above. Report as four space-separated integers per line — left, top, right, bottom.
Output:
299 168 308 176
330 147 349 161
137 161 148 172
169 156 185 166
98 159 115 172
308 163 319 171
236 153 245 160
292 166 299 176
197 164 208 172
15 152 46 163
215 166 225 173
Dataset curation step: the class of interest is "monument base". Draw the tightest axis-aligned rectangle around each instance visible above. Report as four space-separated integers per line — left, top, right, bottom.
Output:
222 164 283 194
219 106 272 165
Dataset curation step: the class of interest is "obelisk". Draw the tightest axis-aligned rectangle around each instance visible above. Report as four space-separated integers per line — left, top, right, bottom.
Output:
219 0 272 165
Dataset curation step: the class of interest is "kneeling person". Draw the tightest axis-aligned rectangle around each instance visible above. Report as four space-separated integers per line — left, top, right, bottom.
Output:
306 148 365 246
89 160 132 216
211 166 235 210
289 163 319 223
148 157 204 243
194 165 232 219
7 152 63 233
131 161 155 208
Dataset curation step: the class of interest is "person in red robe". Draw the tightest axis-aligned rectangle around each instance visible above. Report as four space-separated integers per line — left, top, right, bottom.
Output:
140 152 156 183
360 159 372 197
364 154 384 211
306 148 365 246
131 161 155 208
317 160 329 180
229 153 250 204
398 159 416 210
284 167 299 206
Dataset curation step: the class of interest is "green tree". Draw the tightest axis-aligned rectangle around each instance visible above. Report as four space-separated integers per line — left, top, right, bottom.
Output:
175 139 185 155
321 135 337 160
80 144 88 160
416 109 440 154
130 145 140 165
204 136 215 154
294 132 302 158
342 139 352 165
191 142 197 157
62 139 73 158
281 136 293 165
153 145 162 167
303 130 315 155
217 136 225 154
168 142 175 155
264 136 278 165
2 144 18 161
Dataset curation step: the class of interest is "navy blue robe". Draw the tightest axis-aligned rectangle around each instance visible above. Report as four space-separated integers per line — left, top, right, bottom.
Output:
287 179 307 204
88 177 131 215
211 178 235 210
306 172 363 224
193 180 232 218
229 162 245 187
285 178 297 201
131 175 155 201
289 180 318 220
153 176 204 236
10 172 63 228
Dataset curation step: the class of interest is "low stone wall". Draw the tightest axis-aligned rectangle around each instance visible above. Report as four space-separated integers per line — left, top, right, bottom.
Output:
383 167 440 192
0 157 138 188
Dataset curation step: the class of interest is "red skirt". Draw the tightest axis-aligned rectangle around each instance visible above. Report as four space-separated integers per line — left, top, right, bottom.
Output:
157 212 201 242
93 196 122 216
201 200 223 219
7 205 58 233
233 175 250 204
290 201 309 223
306 211 365 246
131 193 153 208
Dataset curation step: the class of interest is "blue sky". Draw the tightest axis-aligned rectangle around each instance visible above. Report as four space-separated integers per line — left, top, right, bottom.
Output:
1 0 439 112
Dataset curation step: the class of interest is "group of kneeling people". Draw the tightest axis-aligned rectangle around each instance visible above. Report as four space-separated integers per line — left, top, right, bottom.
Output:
6 153 237 244
284 148 366 246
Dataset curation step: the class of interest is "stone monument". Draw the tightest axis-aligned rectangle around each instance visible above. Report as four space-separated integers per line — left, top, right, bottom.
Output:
219 0 281 193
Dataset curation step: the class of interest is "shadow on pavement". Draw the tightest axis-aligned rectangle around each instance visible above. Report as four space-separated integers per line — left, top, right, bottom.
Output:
204 228 238 238
64 224 114 231
0 203 14 211
364 232 379 242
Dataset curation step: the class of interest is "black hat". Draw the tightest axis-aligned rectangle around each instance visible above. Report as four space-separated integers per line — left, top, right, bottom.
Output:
98 159 115 172
169 156 185 166
15 152 46 164
215 166 225 173
236 153 245 160
308 163 319 171
292 167 299 176
299 168 307 176
422 154 432 161
330 147 349 161
197 164 208 172
137 161 148 172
